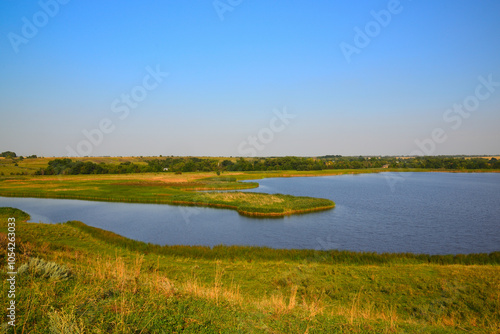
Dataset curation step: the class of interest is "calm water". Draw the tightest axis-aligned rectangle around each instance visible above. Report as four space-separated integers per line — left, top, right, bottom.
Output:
1 172 499 254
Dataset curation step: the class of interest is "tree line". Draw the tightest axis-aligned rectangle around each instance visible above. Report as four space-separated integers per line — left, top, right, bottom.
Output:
34 156 500 175
1 151 37 159
35 159 150 175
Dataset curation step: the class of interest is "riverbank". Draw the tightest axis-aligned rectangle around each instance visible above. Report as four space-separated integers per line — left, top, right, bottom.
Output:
0 172 335 217
1 207 499 333
1 166 498 217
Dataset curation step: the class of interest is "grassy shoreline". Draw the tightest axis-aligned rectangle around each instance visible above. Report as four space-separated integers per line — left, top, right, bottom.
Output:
1 207 499 333
0 169 340 217
0 179 335 217
0 167 498 217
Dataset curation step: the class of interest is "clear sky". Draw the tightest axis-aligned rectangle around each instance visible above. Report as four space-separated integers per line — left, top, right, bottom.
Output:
1 0 499 157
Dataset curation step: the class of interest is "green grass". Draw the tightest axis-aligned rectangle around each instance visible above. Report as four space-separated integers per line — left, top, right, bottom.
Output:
0 172 335 217
1 207 499 333
1 157 497 216
0 157 150 176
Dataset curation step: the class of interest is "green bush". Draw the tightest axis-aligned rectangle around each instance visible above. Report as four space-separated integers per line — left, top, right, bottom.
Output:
48 309 85 334
18 257 72 281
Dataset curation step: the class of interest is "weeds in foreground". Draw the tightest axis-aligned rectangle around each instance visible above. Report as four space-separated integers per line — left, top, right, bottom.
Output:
18 257 72 281
48 308 85 334
1 207 499 333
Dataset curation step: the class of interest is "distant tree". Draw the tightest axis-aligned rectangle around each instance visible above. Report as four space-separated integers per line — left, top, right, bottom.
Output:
491 158 500 169
221 160 234 168
183 161 196 172
0 151 16 158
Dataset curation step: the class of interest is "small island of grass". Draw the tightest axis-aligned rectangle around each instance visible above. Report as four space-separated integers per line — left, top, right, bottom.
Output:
2 155 498 217
0 171 335 217
169 192 335 216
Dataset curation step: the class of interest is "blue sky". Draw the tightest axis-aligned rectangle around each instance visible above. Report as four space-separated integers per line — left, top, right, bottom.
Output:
1 0 499 157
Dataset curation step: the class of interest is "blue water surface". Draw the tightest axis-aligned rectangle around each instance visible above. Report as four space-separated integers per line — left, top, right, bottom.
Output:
1 172 499 254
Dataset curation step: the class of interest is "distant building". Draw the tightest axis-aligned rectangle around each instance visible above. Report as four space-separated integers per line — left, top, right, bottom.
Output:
382 164 389 168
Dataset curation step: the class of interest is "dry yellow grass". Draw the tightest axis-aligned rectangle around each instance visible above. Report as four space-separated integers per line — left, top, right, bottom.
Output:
77 255 325 321
23 171 245 184
52 187 100 192
203 192 284 205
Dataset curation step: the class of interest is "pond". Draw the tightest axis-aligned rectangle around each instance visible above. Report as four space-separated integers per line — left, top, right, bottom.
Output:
1 172 499 254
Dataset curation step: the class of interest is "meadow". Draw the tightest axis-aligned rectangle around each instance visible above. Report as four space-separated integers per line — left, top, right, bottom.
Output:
0 157 342 217
1 207 499 333
1 157 499 332
0 171 335 217
3 156 496 217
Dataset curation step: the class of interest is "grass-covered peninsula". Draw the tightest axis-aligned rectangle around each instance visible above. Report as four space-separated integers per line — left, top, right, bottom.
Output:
1 155 498 217
0 172 334 217
1 207 499 333
0 155 342 217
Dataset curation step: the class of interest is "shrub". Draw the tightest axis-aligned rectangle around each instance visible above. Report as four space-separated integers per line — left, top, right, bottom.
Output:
48 308 85 334
18 257 72 281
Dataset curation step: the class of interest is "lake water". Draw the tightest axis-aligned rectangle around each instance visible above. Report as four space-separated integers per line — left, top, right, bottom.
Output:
1 172 499 255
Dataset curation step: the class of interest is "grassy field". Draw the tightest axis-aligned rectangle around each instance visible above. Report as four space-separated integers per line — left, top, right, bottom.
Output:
0 157 151 176
0 157 344 217
0 171 336 217
2 155 499 217
1 207 499 333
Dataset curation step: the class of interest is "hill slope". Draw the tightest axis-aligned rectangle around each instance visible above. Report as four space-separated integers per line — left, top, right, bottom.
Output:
1 207 499 333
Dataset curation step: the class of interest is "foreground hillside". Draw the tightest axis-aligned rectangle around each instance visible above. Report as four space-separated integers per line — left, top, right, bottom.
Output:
1 207 499 333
